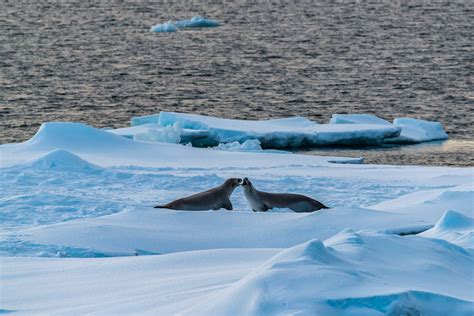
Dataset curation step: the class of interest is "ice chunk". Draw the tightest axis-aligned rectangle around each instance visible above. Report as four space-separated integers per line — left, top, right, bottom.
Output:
330 114 391 125
149 21 178 33
330 114 449 143
386 118 449 143
213 139 263 152
150 16 219 33
174 16 219 28
109 123 208 144
134 124 182 144
142 112 401 148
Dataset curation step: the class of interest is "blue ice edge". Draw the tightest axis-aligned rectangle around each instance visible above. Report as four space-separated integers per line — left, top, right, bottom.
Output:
150 16 220 33
0 238 159 258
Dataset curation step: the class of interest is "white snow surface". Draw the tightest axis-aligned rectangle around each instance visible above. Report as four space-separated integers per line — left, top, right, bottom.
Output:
0 118 472 315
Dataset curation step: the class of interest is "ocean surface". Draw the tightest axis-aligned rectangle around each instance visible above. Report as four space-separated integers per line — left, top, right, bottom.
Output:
1 1 473 166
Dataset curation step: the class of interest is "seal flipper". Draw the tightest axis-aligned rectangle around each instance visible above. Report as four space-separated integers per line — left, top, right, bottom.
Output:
222 199 233 211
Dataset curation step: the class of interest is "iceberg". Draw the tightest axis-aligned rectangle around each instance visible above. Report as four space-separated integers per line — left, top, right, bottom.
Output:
150 16 219 33
330 114 449 143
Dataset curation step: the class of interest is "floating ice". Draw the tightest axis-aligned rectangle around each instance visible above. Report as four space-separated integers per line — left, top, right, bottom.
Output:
131 112 401 148
149 21 178 33
108 123 208 144
330 113 392 125
0 115 472 315
330 114 449 143
150 16 219 33
174 16 219 28
387 118 449 143
213 139 263 152
134 123 182 144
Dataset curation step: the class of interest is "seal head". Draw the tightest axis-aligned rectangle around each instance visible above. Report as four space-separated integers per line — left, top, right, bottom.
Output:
242 177 328 212
154 178 242 211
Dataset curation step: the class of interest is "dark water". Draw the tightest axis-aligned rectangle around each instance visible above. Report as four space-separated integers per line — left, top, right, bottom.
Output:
1 1 473 165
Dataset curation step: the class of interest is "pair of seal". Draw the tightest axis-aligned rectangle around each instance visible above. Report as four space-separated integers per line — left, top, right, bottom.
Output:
241 177 328 212
154 178 242 211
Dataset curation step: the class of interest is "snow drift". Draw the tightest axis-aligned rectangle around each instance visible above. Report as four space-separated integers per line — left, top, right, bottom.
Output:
189 231 473 315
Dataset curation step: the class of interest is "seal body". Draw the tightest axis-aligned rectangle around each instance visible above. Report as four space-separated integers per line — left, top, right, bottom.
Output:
242 177 328 213
154 178 242 211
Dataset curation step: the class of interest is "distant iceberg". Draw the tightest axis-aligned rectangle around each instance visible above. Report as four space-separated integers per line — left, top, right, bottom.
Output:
150 16 219 33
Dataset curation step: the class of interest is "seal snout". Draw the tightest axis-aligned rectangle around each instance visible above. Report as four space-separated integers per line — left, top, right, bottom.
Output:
242 177 251 186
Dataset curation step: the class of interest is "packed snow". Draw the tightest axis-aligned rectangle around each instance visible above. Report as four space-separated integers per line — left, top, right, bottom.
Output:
150 16 219 33
0 116 472 315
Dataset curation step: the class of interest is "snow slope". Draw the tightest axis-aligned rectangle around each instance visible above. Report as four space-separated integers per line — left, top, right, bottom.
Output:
190 232 473 315
0 118 472 315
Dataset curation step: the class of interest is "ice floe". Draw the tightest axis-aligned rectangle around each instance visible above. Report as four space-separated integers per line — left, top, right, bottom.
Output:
131 112 401 148
150 16 219 33
331 114 449 144
129 112 449 148
0 114 471 315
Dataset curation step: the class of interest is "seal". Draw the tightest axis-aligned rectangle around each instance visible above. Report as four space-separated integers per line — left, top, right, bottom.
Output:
154 178 242 211
241 177 328 212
